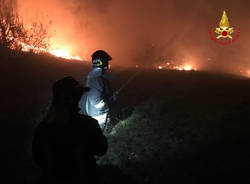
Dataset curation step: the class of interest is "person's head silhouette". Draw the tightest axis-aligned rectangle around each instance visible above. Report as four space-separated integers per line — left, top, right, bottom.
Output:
52 76 88 112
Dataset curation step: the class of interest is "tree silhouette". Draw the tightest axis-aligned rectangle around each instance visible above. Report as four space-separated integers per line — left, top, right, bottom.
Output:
0 0 50 51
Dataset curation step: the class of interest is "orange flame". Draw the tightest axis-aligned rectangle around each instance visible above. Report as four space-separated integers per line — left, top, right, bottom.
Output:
49 49 82 61
18 41 82 61
156 63 196 71
158 65 163 70
183 65 192 71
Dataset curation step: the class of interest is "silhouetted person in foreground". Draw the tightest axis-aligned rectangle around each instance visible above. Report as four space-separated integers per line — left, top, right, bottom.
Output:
32 76 108 184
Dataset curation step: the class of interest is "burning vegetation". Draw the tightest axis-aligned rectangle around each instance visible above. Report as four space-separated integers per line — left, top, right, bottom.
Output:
153 55 197 71
0 0 82 60
0 0 48 51
1 0 250 78
155 62 196 71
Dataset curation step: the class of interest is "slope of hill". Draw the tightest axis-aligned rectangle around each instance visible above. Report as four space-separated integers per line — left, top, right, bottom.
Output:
98 70 250 183
1 51 250 183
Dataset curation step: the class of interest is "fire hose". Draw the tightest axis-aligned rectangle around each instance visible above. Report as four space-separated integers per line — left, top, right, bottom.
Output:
103 69 142 133
107 68 142 101
115 68 142 95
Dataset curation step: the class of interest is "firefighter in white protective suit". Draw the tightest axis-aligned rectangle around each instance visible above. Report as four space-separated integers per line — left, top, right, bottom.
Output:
79 50 116 131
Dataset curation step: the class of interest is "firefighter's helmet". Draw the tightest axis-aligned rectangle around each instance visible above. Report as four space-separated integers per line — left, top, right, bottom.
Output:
92 50 112 70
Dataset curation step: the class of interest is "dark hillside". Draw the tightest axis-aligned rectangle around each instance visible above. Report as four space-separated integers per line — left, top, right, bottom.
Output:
1 51 250 183
101 70 250 183
1 52 89 120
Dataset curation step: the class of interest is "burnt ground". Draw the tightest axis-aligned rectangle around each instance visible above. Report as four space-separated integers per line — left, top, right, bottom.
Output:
1 52 250 183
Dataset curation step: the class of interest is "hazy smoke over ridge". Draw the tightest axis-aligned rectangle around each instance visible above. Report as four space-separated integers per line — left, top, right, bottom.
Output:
17 0 250 73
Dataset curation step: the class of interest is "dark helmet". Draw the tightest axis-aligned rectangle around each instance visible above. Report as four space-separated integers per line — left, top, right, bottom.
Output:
91 50 112 70
52 76 88 106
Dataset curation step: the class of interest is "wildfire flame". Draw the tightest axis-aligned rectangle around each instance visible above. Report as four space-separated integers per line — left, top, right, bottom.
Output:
156 63 196 71
18 40 83 61
49 49 82 61
158 65 163 70
242 70 250 78
183 65 192 71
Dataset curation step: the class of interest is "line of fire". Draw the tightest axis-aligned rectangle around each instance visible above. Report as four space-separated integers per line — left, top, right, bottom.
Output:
2 0 250 78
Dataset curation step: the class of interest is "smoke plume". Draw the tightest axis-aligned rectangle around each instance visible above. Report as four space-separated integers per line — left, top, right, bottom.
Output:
17 0 250 74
